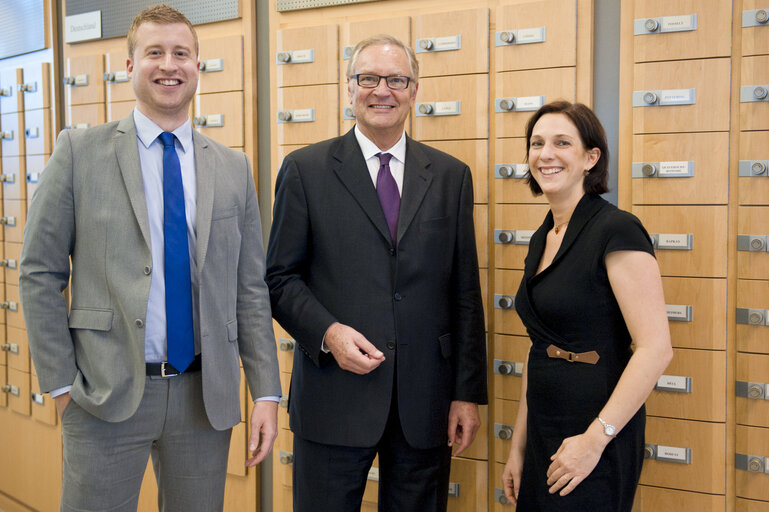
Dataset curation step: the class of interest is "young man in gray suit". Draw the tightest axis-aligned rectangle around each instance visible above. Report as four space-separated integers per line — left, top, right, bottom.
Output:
266 35 487 511
19 5 280 511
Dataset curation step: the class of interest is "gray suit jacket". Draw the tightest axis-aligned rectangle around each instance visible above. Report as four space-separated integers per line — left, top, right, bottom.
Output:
20 114 280 430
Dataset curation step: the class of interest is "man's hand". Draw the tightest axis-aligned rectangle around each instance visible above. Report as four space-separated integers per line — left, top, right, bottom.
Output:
54 392 72 419
447 400 480 456
324 322 385 375
246 400 279 467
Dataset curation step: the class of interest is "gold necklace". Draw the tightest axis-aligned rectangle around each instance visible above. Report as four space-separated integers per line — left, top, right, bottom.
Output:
553 222 568 235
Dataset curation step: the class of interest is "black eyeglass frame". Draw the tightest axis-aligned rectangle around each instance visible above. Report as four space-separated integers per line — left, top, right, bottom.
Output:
351 74 412 90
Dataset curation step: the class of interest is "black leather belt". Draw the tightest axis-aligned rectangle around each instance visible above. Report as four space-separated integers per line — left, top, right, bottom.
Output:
146 354 201 377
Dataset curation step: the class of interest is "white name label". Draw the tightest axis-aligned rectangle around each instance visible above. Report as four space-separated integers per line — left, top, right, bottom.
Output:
517 27 546 43
661 89 694 104
661 15 695 31
517 96 544 110
434 101 460 115
659 161 691 176
656 374 690 392
291 49 314 63
291 109 314 122
657 445 690 463
434 36 461 51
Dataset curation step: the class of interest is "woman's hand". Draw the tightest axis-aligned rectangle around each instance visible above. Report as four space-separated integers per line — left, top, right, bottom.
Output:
546 425 608 496
501 446 525 505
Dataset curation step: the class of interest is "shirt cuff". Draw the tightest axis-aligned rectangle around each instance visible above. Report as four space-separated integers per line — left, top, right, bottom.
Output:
50 385 72 398
254 395 281 403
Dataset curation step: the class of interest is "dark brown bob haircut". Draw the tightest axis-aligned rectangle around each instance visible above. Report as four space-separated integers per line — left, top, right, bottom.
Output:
127 4 199 58
524 100 609 196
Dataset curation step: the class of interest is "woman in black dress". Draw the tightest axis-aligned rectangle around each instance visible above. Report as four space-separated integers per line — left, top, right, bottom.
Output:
501 101 673 511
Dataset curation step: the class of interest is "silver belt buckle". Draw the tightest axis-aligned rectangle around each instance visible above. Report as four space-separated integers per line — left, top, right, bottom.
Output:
160 362 178 378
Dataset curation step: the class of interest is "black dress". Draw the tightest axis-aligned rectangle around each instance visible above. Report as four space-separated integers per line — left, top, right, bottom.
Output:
514 194 654 511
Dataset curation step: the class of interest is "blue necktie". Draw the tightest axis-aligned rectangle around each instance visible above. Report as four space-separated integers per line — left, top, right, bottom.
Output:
159 132 194 372
375 152 400 245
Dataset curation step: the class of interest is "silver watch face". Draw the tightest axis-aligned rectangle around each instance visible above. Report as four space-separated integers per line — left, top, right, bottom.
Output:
605 424 616 436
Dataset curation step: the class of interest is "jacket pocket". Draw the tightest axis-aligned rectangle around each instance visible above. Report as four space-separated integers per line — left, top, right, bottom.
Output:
438 333 452 359
212 205 238 221
68 309 113 331
226 320 238 342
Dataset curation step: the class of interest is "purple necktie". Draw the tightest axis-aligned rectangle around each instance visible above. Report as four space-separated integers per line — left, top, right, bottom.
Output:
375 152 400 245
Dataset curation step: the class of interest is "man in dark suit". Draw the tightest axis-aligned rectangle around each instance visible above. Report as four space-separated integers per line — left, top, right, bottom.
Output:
20 5 280 510
265 34 487 511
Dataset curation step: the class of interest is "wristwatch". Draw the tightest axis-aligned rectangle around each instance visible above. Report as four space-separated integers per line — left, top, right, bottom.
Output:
597 417 617 437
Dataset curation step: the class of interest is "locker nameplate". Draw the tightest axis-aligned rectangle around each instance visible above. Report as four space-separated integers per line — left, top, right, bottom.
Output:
278 338 295 351
650 233 693 250
0 217 16 227
0 87 12 97
276 49 314 65
494 295 516 311
737 235 768 252
0 173 15 184
655 375 692 393
494 423 514 440
193 114 224 128
740 85 769 102
27 172 41 183
415 35 461 53
0 342 19 354
736 308 768 326
103 70 129 83
277 109 315 123
415 101 461 117
63 74 89 87
342 106 355 120
0 300 18 311
645 444 692 464
0 130 14 141
494 359 524 377
368 466 379 482
666 304 692 322
633 89 696 107
739 160 769 177
495 27 546 46
632 161 694 178
495 163 528 179
200 58 223 73
736 381 769 401
743 9 769 27
494 229 533 245
25 127 39 139
447 482 460 498
66 123 90 130
31 392 45 405
495 96 545 113
634 14 698 35
494 488 512 506
735 453 769 474
18 81 38 93
1 258 17 269
342 45 353 60
1 384 20 396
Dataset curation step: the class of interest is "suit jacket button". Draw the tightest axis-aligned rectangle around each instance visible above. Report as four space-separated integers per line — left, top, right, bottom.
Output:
386 342 396 350
389 248 395 255
393 293 402 301
135 319 144 328
144 265 152 275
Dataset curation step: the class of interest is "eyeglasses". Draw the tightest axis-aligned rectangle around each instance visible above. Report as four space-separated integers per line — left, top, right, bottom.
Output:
352 74 412 90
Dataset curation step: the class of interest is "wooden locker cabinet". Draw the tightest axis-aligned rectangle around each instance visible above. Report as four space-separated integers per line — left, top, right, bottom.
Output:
495 0 577 72
107 100 136 123
193 91 244 148
492 334 529 401
742 0 769 57
493 270 526 336
633 484 725 511
198 35 244 94
427 140 489 204
631 132 729 205
494 137 547 205
0 67 21 114
5 284 24 331
2 198 26 244
736 497 769 511
736 424 769 502
736 278 769 354
640 416 726 494
340 16 411 81
736 352 769 429
227 422 247 477
412 9 489 77
1 156 26 202
30 375 57 426
66 103 106 130
632 0 731 62
104 51 133 104
738 131 769 206
475 205 488 269
23 108 52 157
0 112 23 158
276 25 339 88
740 55 769 131
24 154 47 204
64 54 106 106
411 74 489 141
494 204 549 270
632 58 730 134
738 206 769 280
5 326 29 375
19 63 51 111
277 84 339 146
447 457 487 512
492 398 519 464
7 367 30 416
661 276 727 350
632 205 728 278
645 347 726 422
494 67 576 139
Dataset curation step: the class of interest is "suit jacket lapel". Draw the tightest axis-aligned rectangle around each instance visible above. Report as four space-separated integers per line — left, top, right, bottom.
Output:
193 130 215 273
332 129 393 246
397 137 432 244
114 115 151 250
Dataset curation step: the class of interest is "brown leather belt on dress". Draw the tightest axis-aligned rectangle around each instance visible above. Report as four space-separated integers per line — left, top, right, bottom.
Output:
546 344 600 364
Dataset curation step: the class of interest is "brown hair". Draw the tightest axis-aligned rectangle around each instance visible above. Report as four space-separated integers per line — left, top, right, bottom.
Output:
127 4 198 58
524 100 609 195
346 34 419 83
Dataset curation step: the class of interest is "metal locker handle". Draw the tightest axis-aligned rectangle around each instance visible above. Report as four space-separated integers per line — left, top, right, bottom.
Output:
418 103 433 115
499 99 515 111
641 164 657 177
494 359 523 377
754 86 769 100
497 165 514 178
278 111 292 122
0 174 15 183
103 72 116 82
0 216 16 226
736 453 768 473
497 295 515 309
447 482 460 498
496 231 514 244
643 91 658 104
500 31 515 43
1 258 17 268
0 130 14 140
279 450 294 465
277 52 291 63
494 423 514 440
757 9 769 23
0 87 11 97
279 396 288 408
753 162 767 175
495 489 512 506
279 339 295 351
193 116 207 126
18 82 37 93
644 18 660 32
419 39 434 50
